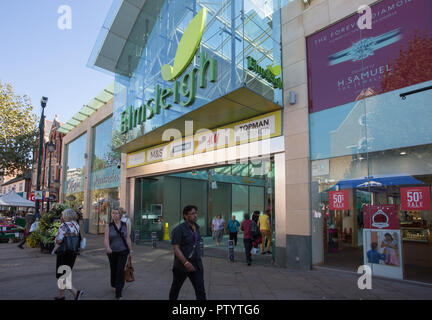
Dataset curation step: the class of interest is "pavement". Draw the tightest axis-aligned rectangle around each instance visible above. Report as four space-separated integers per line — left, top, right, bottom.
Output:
1 234 432 300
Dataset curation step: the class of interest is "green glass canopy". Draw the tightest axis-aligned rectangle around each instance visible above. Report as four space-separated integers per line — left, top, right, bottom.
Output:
57 82 114 134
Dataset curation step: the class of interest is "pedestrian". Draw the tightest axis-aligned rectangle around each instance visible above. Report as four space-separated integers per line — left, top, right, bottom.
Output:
258 210 272 254
17 208 35 249
241 213 253 266
226 215 240 246
119 207 131 232
251 210 262 253
211 213 225 246
75 206 85 240
53 209 84 300
169 205 206 300
104 208 132 300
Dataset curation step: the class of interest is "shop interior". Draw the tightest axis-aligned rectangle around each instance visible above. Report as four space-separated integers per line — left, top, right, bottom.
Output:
132 159 275 250
314 145 432 283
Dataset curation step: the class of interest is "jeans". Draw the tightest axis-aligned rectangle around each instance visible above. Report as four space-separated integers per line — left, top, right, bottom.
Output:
229 232 238 246
260 230 272 253
169 266 206 300
107 250 129 298
243 238 252 263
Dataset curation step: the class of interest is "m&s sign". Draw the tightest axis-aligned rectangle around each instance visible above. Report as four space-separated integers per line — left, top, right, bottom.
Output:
329 190 350 210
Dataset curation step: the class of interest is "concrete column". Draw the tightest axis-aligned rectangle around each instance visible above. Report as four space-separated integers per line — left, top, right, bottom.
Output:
274 152 287 267
83 126 93 233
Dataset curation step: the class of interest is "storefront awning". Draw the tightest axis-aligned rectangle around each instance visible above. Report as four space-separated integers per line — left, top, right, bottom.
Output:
57 82 115 134
116 86 282 154
328 174 424 190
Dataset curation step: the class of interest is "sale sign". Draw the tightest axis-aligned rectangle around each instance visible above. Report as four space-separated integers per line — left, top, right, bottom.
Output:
329 190 350 210
400 187 431 211
363 204 399 230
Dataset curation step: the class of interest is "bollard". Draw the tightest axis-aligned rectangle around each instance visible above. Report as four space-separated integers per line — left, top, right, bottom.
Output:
151 231 157 248
134 230 140 245
228 239 234 262
200 237 204 257
163 222 170 241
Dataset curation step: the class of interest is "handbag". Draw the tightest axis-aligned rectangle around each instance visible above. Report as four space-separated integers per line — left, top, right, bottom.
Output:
125 255 134 282
56 222 80 254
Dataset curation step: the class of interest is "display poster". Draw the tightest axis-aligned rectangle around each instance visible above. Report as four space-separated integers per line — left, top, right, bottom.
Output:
400 186 431 211
328 190 350 210
363 204 399 230
363 229 403 280
306 0 432 113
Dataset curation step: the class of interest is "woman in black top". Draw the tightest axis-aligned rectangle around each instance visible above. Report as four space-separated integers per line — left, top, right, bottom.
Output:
104 208 132 300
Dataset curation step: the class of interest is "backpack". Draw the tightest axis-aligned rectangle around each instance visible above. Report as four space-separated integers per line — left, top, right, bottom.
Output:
56 222 80 254
251 220 261 237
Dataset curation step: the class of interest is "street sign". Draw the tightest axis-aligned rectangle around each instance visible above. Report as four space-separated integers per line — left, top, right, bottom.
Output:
34 191 43 200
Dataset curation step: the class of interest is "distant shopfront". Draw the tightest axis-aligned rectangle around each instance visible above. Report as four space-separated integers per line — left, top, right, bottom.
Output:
307 0 432 283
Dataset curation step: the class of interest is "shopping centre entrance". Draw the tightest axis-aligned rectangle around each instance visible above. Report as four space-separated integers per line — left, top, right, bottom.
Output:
132 159 275 255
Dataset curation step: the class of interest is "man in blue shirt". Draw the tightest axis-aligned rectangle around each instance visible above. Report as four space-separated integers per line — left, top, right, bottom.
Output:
169 205 206 300
226 215 240 246
367 242 386 264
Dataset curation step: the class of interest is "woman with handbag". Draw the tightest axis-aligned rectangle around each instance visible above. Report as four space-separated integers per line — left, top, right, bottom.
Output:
104 208 133 300
54 209 84 300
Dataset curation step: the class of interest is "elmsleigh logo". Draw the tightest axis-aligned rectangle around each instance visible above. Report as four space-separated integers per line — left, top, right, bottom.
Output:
121 7 217 134
162 8 207 81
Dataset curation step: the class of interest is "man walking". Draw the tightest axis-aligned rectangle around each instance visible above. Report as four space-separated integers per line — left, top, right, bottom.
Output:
241 213 253 266
169 205 206 300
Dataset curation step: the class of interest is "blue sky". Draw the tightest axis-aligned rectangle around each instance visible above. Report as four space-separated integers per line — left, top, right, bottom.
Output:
0 0 114 124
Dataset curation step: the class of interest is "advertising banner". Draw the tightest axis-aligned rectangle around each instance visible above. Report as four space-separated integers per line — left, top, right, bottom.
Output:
400 186 431 211
363 229 403 280
306 0 432 113
328 190 350 210
363 204 399 230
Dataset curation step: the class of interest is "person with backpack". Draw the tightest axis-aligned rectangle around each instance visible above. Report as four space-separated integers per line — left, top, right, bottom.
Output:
53 209 84 300
251 211 262 253
226 215 240 246
104 208 132 300
241 213 253 266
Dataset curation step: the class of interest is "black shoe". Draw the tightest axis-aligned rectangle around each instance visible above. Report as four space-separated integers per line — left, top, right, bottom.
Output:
17 245 23 249
75 290 84 300
267 251 272 254
261 252 265 254
247 262 251 266
54 296 65 300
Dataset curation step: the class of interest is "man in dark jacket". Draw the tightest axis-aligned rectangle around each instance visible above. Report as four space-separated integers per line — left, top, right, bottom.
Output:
241 213 253 266
169 205 206 300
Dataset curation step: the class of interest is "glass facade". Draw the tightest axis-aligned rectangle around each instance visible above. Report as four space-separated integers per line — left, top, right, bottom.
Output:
63 134 87 209
133 159 274 246
111 0 283 150
308 0 432 282
89 117 121 234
